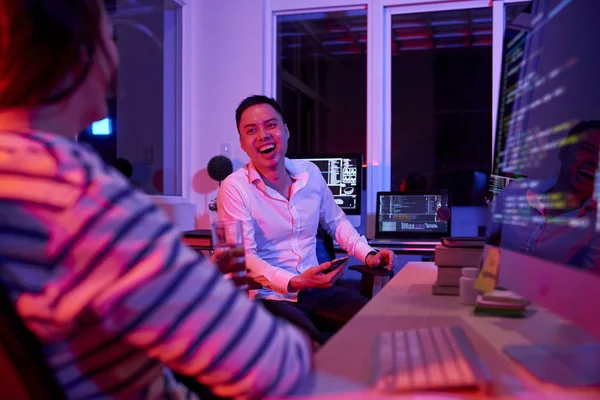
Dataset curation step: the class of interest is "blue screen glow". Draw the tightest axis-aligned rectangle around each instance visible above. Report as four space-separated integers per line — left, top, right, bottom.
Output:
91 118 112 135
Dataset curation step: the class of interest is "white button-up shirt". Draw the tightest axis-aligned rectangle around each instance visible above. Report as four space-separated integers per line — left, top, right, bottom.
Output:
217 158 374 301
487 179 600 273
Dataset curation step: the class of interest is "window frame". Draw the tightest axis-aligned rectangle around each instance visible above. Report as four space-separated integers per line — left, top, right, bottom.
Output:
264 0 530 237
145 0 191 203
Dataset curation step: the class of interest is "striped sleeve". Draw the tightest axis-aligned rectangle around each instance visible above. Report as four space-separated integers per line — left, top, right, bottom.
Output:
89 221 312 398
3 137 311 398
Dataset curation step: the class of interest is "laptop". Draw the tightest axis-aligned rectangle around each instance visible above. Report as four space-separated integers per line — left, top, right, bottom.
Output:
369 191 452 247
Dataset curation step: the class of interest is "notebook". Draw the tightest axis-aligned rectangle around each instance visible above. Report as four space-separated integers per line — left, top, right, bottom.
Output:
370 191 452 246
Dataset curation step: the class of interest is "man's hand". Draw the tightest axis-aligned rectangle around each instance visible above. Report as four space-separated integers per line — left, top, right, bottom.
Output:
210 248 244 274
365 248 395 271
288 261 346 292
210 248 253 291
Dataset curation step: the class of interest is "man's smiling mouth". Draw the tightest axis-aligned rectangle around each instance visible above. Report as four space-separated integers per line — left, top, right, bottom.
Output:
578 167 595 180
258 144 276 155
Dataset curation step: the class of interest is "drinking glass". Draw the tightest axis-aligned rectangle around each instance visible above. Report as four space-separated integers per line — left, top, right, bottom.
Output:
210 220 247 292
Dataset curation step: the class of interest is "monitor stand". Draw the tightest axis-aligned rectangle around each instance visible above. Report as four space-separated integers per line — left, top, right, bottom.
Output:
504 343 600 387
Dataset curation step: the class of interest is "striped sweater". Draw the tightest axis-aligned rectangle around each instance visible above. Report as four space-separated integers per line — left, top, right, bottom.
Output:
0 130 311 399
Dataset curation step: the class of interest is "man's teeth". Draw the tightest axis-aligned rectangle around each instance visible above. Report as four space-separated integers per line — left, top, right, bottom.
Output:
259 144 275 153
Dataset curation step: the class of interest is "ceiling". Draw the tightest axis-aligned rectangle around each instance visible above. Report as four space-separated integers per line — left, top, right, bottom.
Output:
105 2 529 58
390 8 493 53
278 9 369 58
278 5 528 58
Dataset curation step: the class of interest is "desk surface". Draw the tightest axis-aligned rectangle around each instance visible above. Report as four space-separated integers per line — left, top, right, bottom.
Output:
335 242 437 255
289 262 600 399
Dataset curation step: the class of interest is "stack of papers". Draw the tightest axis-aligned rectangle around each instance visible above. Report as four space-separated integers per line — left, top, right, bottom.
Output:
474 290 528 317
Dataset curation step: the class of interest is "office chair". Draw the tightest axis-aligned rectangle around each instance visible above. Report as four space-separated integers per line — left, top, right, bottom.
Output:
0 283 67 399
316 226 394 299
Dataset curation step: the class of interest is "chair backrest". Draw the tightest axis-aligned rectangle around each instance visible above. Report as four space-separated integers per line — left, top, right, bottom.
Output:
0 284 66 400
316 225 336 264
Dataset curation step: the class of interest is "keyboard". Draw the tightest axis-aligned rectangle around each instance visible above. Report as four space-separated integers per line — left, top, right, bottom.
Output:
375 326 491 392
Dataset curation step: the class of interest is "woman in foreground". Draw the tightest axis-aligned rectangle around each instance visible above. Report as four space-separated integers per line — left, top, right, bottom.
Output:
0 1 311 398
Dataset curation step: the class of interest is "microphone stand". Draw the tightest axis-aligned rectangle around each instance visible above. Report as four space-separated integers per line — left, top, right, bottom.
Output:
208 181 221 212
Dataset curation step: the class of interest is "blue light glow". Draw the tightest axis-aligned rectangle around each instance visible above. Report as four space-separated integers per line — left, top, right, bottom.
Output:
91 118 112 135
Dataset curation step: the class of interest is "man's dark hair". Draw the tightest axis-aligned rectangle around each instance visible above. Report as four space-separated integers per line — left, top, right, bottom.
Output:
566 120 600 139
235 95 285 134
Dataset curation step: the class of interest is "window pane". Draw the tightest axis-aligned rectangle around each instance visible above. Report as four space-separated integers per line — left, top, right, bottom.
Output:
79 0 182 195
390 8 493 206
276 10 367 159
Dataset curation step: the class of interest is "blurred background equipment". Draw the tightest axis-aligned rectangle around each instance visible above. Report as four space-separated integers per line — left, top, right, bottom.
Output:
207 155 233 212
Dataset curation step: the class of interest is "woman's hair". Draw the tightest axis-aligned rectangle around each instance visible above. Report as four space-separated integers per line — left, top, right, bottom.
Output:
0 0 104 109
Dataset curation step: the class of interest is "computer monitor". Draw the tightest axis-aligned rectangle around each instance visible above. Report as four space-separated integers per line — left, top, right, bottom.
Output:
486 0 600 350
486 13 527 202
292 154 363 225
375 192 451 239
487 174 514 201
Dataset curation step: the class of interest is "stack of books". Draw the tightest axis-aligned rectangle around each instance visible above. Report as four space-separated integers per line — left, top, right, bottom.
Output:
474 290 528 317
432 237 484 296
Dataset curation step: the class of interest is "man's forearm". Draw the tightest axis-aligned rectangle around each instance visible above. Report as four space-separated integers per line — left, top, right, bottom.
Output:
246 252 296 294
331 219 374 264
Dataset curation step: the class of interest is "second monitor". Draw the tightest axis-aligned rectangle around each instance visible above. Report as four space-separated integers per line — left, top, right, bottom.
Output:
292 154 363 218
375 192 451 239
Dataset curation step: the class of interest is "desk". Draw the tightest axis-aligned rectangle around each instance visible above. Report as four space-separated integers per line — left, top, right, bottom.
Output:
290 262 600 399
182 229 212 252
334 242 438 257
190 231 438 257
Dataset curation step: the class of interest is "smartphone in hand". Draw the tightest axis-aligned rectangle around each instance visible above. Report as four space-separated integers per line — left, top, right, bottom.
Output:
322 256 350 274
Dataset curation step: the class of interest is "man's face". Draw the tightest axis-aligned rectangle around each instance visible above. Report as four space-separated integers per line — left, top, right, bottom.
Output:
560 128 600 195
238 103 288 172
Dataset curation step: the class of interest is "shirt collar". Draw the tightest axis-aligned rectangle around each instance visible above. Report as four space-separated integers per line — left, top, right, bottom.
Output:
246 158 309 185
246 162 261 184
